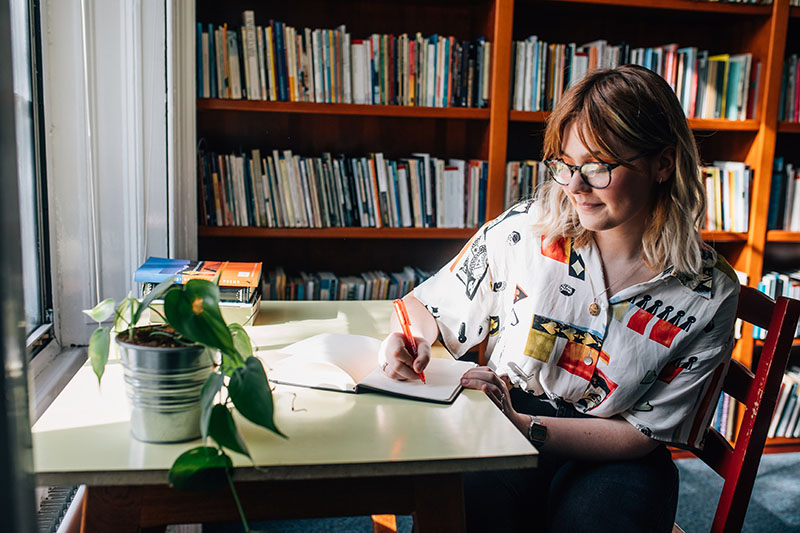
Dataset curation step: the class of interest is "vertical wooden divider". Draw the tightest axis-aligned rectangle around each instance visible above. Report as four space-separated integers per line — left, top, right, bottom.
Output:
485 0 514 219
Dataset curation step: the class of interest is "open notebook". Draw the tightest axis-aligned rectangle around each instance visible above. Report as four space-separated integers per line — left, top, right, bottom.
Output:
265 333 477 404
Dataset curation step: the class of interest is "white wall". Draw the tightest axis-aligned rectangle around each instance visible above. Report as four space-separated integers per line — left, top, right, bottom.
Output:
41 0 171 345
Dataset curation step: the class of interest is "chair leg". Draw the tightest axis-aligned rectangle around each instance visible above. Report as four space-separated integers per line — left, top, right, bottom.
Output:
372 514 398 533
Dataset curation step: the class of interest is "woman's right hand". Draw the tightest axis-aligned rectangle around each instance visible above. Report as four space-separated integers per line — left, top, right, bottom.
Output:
378 332 431 381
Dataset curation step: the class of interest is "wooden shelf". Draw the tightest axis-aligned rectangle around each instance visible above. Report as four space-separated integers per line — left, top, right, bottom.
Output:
198 226 477 240
754 338 800 346
764 437 800 453
196 99 491 120
509 111 758 131
508 110 550 123
767 230 800 242
701 231 748 243
778 121 800 133
686 118 759 131
791 6 800 18
545 0 772 15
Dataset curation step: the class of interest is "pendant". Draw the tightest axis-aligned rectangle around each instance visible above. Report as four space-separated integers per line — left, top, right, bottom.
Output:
588 301 600 316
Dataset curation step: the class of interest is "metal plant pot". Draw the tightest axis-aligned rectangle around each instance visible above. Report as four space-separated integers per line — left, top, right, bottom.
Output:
116 335 213 443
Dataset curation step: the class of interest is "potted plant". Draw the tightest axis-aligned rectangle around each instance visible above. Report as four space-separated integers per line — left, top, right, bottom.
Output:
84 276 284 530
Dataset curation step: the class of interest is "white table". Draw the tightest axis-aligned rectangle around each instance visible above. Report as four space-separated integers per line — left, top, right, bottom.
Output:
33 301 537 532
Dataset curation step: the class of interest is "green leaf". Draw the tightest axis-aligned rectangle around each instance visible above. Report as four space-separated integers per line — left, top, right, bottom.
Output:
168 446 232 491
229 357 286 438
208 404 251 458
82 298 115 323
163 279 235 356
88 327 110 383
200 371 225 441
113 296 138 332
133 277 176 325
229 323 253 360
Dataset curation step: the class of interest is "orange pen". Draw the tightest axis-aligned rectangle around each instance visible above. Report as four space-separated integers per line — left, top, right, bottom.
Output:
393 298 426 383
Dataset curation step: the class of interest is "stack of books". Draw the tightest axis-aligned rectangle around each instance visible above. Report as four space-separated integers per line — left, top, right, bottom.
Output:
196 11 491 108
197 149 488 229
263 266 431 301
134 257 262 326
511 36 760 120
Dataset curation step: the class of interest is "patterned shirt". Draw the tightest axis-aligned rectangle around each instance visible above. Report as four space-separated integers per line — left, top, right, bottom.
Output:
414 200 740 448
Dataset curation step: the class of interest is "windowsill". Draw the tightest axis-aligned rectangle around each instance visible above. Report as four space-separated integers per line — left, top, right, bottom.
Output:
28 341 87 424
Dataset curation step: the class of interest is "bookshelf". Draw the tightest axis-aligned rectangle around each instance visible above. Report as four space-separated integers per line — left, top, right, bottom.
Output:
192 0 798 451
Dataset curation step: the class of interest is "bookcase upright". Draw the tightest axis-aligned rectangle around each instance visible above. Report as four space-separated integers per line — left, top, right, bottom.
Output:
190 0 800 453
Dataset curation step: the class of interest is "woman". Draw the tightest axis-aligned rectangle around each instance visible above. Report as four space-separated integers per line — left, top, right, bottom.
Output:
379 64 740 532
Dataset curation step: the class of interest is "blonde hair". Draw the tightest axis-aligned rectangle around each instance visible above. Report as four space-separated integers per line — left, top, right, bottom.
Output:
533 64 708 278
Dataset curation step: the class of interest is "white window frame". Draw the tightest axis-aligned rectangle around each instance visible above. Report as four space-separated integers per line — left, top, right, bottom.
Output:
32 0 198 418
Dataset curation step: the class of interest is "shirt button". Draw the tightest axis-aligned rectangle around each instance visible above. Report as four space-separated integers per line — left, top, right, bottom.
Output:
584 355 594 365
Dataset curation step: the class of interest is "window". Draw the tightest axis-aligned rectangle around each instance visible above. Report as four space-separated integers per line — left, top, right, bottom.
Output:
10 0 52 355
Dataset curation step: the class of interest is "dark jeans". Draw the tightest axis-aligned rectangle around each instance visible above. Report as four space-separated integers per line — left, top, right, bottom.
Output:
463 388 679 533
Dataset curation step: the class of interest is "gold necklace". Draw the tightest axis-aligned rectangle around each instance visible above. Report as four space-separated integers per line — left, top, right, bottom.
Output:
587 259 648 317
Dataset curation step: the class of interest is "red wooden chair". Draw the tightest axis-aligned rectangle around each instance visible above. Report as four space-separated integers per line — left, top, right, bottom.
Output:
674 285 800 533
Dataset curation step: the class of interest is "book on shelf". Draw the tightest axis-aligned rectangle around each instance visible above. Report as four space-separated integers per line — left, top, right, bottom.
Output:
766 157 800 231
710 392 737 442
700 161 752 232
261 333 476 404
263 266 431 302
505 160 546 209
768 369 800 439
753 271 800 339
509 35 759 120
196 12 490 108
197 148 488 230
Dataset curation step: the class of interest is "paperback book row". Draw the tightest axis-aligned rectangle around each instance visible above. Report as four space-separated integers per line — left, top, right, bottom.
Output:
753 270 800 339
511 36 760 121
196 11 491 108
263 266 432 302
134 257 263 326
767 368 800 440
701 161 752 232
503 158 751 232
766 157 800 231
504 160 546 209
710 392 737 442
197 149 488 229
779 54 800 122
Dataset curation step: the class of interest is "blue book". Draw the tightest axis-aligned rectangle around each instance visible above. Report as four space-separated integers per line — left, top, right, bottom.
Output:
208 23 217 99
134 257 200 284
442 37 450 107
241 153 255 226
478 161 488 225
196 23 204 98
768 157 785 230
273 21 288 101
779 61 789 121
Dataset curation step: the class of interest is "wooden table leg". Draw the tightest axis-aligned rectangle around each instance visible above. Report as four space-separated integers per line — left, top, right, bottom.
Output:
81 486 143 533
412 473 466 533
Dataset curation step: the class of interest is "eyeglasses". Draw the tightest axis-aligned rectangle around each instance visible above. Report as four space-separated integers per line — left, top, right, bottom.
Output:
545 150 653 189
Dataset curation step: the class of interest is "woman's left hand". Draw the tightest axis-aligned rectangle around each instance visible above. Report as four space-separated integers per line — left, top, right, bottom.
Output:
460 366 515 418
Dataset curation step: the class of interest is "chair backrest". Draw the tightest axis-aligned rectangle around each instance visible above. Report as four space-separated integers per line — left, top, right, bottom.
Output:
694 285 800 533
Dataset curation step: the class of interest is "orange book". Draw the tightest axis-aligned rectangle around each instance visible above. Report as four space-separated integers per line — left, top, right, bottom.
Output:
180 261 263 287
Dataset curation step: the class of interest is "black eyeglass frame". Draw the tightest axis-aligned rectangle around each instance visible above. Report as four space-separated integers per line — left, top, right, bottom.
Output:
545 150 655 190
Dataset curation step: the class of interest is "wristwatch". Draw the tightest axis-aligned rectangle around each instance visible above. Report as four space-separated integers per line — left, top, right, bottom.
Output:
527 415 547 447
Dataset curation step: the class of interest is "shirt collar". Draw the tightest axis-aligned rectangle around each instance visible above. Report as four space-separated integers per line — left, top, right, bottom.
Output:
662 247 715 300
